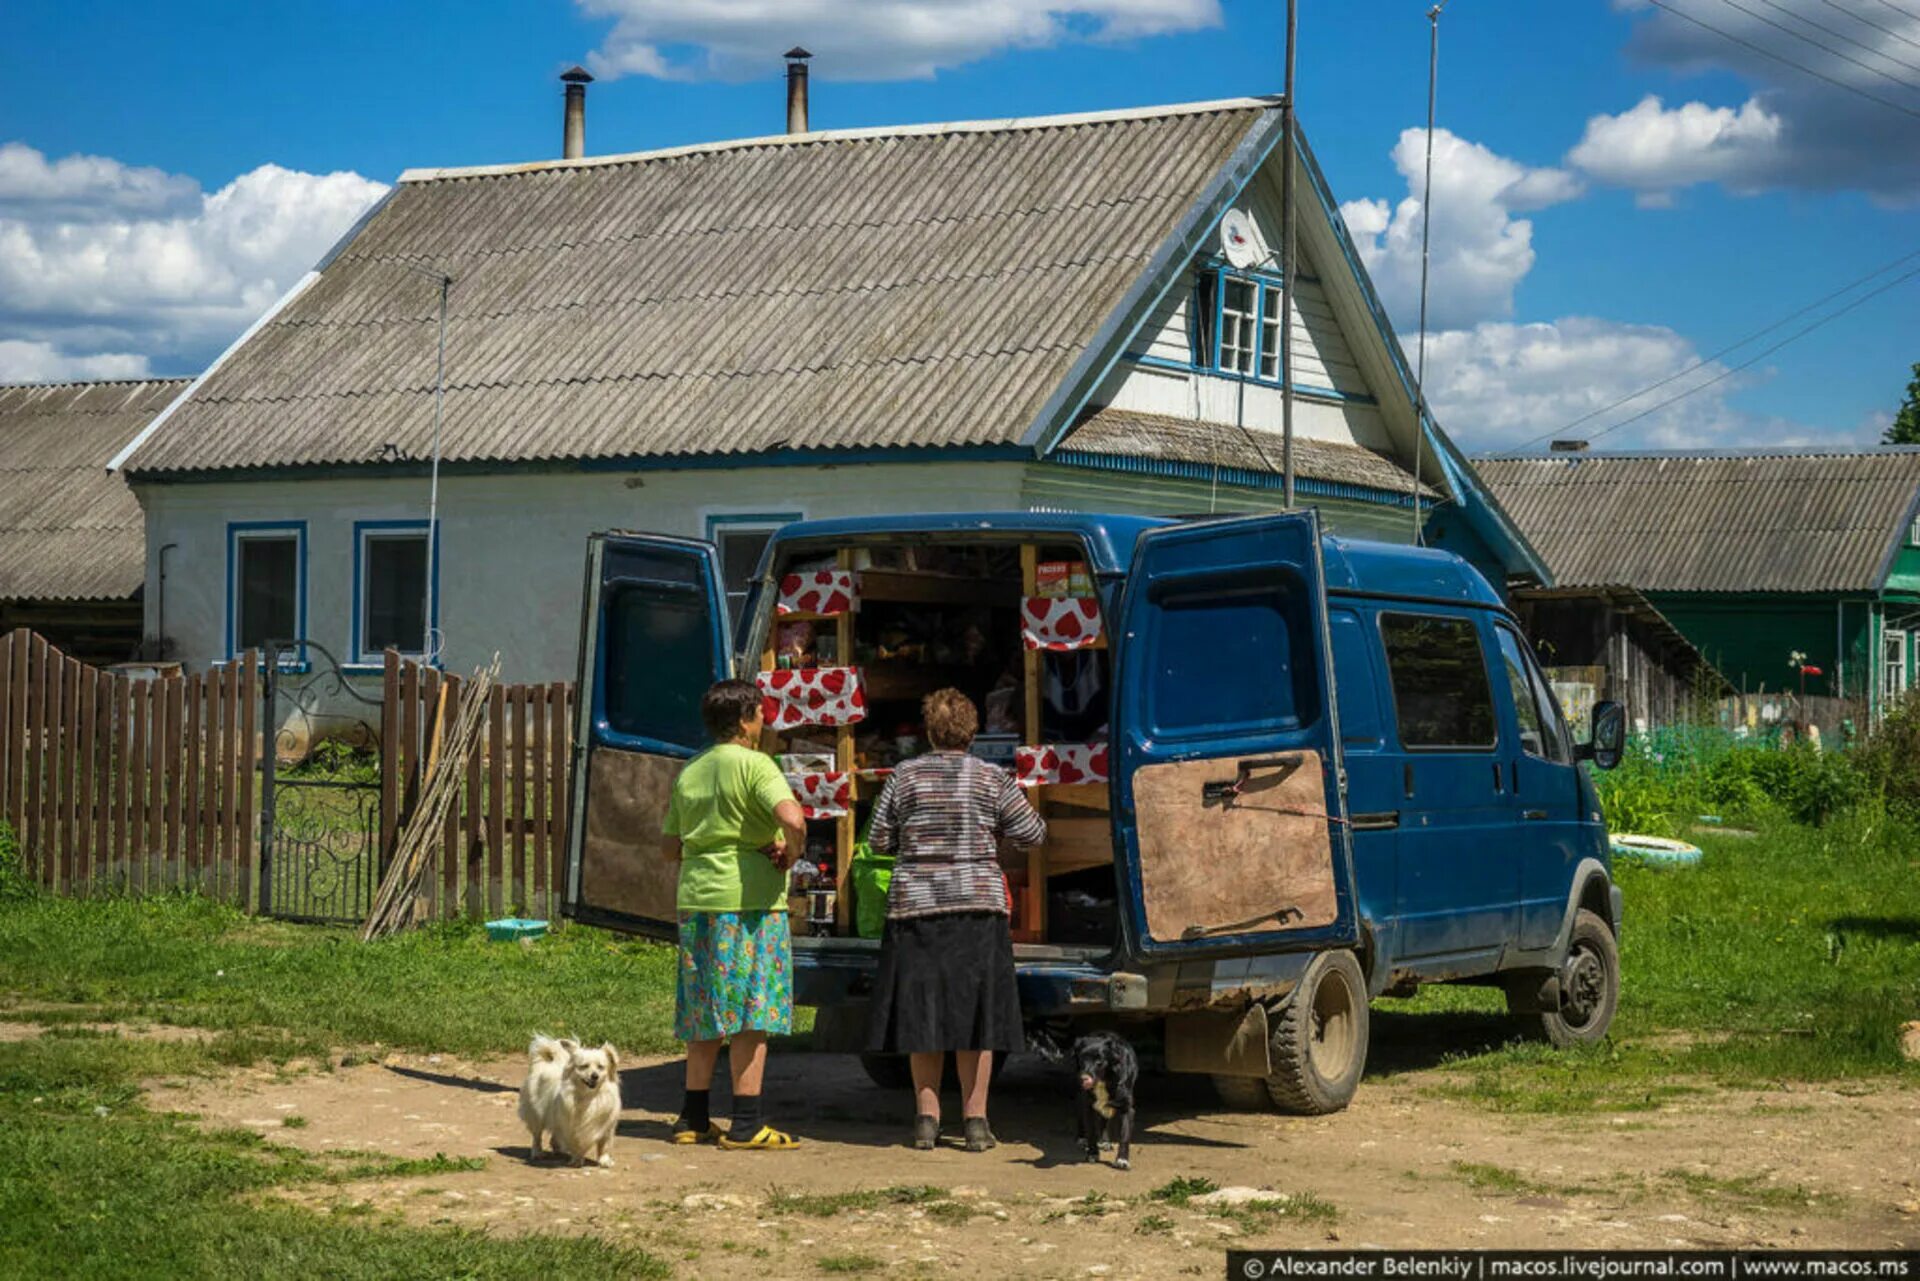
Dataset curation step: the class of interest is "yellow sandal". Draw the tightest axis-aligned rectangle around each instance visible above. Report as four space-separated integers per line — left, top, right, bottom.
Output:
717 1124 801 1150
672 1121 725 1145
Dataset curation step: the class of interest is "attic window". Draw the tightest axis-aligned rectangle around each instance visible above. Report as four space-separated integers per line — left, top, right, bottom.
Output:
1197 267 1289 385
1218 277 1256 375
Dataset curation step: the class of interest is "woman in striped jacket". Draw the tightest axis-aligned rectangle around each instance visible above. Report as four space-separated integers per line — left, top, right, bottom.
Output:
863 688 1048 1152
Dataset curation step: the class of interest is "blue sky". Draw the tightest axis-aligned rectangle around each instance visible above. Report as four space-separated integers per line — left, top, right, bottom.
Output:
2 0 1916 450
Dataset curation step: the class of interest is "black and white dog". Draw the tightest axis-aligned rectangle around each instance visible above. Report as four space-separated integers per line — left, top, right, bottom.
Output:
1072 1031 1138 1171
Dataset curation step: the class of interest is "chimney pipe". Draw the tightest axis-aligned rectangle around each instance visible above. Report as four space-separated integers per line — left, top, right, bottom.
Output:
561 66 593 159
785 47 812 133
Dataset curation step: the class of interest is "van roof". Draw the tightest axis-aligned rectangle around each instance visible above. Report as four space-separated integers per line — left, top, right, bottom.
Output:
768 513 1505 608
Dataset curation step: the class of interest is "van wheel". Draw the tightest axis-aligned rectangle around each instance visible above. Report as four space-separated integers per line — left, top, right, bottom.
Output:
1510 908 1619 1048
1210 950 1370 1115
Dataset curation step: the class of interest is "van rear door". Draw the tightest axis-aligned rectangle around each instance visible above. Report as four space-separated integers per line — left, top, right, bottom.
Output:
1110 510 1358 962
564 532 732 938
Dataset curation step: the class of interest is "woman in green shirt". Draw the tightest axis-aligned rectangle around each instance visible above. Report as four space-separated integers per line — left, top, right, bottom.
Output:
663 679 808 1150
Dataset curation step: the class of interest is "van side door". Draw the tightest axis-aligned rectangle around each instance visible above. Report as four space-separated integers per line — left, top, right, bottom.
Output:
1492 622 1583 951
564 532 733 939
1378 609 1514 964
1110 511 1358 963
1327 602 1400 965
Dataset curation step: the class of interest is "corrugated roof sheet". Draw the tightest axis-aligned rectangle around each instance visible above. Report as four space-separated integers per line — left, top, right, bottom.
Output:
1060 405 1434 497
1475 450 1920 593
124 101 1273 476
0 379 186 601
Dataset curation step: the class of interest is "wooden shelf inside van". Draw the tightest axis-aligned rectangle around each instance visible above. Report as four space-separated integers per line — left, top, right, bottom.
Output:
857 570 1019 608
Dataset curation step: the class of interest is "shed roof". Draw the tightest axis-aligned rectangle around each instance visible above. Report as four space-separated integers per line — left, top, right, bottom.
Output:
0 379 187 602
120 99 1275 477
1475 449 1920 594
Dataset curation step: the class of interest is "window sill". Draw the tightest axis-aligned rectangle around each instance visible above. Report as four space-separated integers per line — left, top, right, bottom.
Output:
222 657 311 675
342 658 441 676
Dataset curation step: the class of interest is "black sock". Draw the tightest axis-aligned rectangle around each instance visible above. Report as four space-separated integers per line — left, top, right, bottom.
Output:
729 1092 762 1138
678 1088 710 1131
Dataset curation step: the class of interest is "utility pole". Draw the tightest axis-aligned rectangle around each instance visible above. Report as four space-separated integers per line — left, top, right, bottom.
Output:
1280 0 1299 509
1412 2 1449 543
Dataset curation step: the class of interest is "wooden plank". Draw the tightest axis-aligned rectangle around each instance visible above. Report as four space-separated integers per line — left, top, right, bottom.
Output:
421 667 442 913
237 653 257 913
530 684 549 916
1019 544 1046 938
182 672 202 891
438 676 464 918
148 680 169 892
464 691 484 919
76 665 95 891
162 676 183 890
487 684 506 918
113 674 131 888
379 652 399 881
1037 817 1114 876
0 633 12 828
217 662 236 900
24 636 46 880
511 684 529 914
399 658 421 836
129 677 147 893
202 672 221 891
4 633 25 836
59 655 78 893
547 682 567 921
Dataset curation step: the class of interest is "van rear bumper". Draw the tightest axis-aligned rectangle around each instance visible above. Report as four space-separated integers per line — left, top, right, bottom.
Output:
792 940 1144 1016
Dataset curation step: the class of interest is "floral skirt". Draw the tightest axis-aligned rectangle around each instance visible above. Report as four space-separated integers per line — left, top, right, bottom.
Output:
674 910 792 1042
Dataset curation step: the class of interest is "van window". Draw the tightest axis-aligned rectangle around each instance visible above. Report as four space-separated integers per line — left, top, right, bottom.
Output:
1494 626 1546 756
1328 607 1383 749
1380 613 1496 750
1516 631 1573 764
1142 572 1315 739
602 580 716 749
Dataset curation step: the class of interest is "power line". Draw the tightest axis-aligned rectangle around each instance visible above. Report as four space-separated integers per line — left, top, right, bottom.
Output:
1714 0 1920 91
1646 0 1920 117
1864 0 1920 25
1819 0 1920 53
1522 246 1920 448
1757 0 1920 73
1565 264 1920 445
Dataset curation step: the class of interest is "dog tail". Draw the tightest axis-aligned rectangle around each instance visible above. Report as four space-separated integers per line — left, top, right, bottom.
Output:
528 1034 563 1063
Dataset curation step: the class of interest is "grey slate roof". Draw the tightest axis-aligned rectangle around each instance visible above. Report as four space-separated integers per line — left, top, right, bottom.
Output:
0 379 187 601
1058 405 1435 497
1475 449 1920 594
122 101 1275 476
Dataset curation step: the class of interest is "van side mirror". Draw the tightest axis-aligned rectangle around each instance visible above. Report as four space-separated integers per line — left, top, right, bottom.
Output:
1578 700 1625 770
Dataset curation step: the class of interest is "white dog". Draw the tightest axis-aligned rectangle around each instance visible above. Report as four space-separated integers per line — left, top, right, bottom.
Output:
518 1035 621 1167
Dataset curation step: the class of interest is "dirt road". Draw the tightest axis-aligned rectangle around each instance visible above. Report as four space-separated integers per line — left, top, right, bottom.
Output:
136 1038 1920 1278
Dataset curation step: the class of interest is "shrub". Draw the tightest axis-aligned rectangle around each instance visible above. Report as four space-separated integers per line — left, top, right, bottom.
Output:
0 820 33 902
1853 692 1920 818
1593 725 1866 834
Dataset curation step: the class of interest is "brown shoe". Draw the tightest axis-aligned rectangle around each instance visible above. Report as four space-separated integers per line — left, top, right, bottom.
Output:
911 1115 938 1150
963 1118 997 1152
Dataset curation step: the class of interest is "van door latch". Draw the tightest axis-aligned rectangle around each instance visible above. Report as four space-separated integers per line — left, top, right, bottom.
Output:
1182 905 1305 940
1202 754 1304 807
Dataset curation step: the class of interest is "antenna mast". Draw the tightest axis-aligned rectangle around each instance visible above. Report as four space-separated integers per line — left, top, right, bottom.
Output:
1411 2 1448 543
1280 0 1298 509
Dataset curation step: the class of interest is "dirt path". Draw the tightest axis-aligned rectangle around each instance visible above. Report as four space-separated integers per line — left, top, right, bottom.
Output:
131 1041 1920 1277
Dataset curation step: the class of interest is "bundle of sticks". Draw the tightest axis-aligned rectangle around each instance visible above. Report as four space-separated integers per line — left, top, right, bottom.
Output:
361 656 501 941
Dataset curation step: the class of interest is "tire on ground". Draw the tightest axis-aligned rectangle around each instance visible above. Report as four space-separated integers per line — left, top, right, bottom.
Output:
1508 907 1619 1048
1211 949 1370 1115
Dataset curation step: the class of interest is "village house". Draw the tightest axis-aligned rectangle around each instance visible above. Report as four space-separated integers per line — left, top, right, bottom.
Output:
111 82 1544 702
1 378 188 663
1478 447 1920 727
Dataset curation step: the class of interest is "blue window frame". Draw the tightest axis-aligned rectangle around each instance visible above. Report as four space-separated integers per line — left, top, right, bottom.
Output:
226 521 308 667
351 519 439 665
1198 265 1291 386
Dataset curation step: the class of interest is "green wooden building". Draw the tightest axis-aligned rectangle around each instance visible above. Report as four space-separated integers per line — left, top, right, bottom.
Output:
1479 448 1920 720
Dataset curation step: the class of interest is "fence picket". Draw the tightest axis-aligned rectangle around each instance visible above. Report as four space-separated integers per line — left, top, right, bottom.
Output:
58 656 78 891
93 670 111 890
487 684 506 919
218 662 236 900
113 675 130 886
399 659 421 836
379 652 399 885
438 675 463 918
463 692 483 919
129 678 148 893
0 633 12 824
238 652 257 913
549 682 569 919
511 684 529 915
531 684 549 918
25 637 46 879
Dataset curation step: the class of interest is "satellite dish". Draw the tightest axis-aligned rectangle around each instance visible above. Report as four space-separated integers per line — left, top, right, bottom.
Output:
1219 208 1261 269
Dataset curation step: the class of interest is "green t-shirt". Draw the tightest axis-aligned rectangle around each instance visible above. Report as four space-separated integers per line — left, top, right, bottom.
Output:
662 743 797 913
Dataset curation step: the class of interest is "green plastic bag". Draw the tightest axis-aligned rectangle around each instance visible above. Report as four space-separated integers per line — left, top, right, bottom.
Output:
850 840 894 939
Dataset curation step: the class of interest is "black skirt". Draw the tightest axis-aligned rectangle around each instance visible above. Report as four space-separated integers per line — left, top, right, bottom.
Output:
865 911 1025 1054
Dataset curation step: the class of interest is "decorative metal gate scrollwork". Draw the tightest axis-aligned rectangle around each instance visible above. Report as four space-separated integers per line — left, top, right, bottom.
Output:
258 640 385 924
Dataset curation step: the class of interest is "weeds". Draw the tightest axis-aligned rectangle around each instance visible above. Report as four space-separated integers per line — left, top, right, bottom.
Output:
763 1185 947 1217
1149 1175 1219 1207
818 1255 884 1275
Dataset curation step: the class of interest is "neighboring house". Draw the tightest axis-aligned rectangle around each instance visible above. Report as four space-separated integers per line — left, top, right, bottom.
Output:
1479 448 1920 722
114 97 1543 698
0 379 190 663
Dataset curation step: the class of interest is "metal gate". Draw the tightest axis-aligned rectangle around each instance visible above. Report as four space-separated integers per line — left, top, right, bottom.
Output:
258 641 384 923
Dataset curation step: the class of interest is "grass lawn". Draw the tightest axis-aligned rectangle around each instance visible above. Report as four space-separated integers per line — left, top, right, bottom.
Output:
1 805 1917 1272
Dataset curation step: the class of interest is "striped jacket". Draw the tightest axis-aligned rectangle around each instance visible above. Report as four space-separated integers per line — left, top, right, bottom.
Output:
868 751 1048 919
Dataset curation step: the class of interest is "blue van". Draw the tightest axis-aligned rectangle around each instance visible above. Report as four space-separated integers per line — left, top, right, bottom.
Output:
565 510 1626 1114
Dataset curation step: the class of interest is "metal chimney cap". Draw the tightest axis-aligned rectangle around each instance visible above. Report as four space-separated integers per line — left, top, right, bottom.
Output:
784 47 812 61
1549 439 1590 453
560 65 594 83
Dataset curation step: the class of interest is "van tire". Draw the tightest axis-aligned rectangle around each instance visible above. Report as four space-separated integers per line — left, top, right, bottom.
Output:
1510 908 1619 1048
1211 950 1369 1115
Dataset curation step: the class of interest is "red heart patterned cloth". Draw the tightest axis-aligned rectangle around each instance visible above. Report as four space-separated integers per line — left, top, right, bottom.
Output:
1020 596 1103 651
756 667 868 730
776 570 858 617
1015 742 1110 788
787 770 851 819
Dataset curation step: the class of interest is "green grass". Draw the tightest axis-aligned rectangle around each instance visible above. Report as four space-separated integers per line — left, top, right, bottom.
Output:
818 1255 885 1274
1148 1175 1219 1207
763 1185 948 1217
0 1030 665 1279
0 893 681 1057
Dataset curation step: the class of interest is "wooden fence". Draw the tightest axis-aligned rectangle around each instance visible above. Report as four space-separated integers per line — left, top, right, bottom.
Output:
379 652 576 922
0 628 258 901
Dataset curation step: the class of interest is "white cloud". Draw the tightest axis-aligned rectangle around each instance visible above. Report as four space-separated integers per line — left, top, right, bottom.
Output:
0 339 150 383
1569 94 1785 204
1426 317 1837 451
576 0 1222 81
1609 0 1920 200
0 143 385 381
1338 128 1581 331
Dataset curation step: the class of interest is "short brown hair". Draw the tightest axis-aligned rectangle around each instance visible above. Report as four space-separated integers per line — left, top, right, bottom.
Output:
701 679 762 742
922 688 979 750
